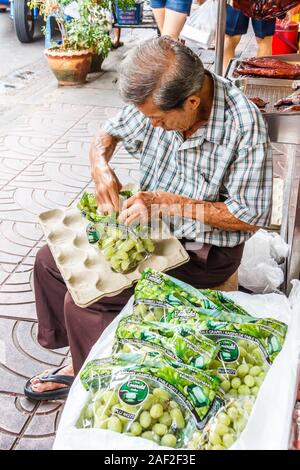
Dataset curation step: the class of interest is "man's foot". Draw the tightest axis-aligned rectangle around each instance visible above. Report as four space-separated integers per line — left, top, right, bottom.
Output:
30 364 74 393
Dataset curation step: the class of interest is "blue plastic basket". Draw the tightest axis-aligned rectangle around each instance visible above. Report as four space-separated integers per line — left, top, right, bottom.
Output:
115 2 143 25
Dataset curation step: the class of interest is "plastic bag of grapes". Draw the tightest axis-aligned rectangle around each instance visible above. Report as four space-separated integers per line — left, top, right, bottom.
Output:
179 317 288 399
188 396 256 450
114 317 220 370
78 355 222 448
133 268 255 323
78 192 155 274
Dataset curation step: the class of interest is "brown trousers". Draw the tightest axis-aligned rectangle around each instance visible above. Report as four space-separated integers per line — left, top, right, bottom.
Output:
34 242 244 374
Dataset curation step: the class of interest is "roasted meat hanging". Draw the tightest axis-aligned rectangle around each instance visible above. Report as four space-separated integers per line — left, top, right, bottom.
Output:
232 1 300 20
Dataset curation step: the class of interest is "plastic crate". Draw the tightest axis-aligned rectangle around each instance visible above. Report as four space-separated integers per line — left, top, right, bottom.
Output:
115 2 143 25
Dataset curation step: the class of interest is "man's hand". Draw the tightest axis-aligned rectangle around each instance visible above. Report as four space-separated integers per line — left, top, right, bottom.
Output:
92 163 122 214
119 191 182 225
89 130 121 213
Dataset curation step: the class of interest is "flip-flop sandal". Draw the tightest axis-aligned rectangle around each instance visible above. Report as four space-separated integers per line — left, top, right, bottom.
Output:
24 365 74 401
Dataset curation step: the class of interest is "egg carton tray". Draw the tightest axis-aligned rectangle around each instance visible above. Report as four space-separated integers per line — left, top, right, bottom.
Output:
38 207 190 308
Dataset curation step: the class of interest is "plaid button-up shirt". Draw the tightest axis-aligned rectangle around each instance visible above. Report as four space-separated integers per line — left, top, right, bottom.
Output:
103 72 273 247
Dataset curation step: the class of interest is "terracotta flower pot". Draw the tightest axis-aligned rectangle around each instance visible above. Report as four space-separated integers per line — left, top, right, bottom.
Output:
44 48 93 86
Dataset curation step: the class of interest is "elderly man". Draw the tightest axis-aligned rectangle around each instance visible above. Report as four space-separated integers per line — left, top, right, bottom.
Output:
25 36 272 400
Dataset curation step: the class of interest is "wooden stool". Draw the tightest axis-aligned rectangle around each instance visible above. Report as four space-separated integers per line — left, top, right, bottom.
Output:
211 270 239 292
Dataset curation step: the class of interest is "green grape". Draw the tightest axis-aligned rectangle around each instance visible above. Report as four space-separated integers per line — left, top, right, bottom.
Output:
244 375 255 388
243 399 254 414
250 366 261 377
153 388 170 401
209 432 222 446
237 364 249 378
238 347 247 359
153 423 168 436
212 444 226 450
238 385 250 396
142 394 155 411
85 403 94 420
159 412 172 427
215 423 229 436
228 389 238 398
227 406 238 420
251 386 259 396
107 416 122 433
231 377 242 389
220 380 231 392
95 405 107 418
170 408 185 429
223 433 235 448
217 412 231 426
130 422 142 436
255 376 264 387
141 431 160 444
150 404 164 419
161 434 177 448
140 411 152 429
94 414 109 429
233 417 247 433
102 390 119 407
168 400 179 410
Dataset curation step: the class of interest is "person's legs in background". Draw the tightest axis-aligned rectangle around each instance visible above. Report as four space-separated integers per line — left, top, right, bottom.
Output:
223 34 242 74
150 0 192 40
252 17 276 56
223 4 249 74
161 8 189 39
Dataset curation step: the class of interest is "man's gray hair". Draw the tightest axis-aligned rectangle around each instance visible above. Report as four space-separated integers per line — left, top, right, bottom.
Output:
118 36 205 111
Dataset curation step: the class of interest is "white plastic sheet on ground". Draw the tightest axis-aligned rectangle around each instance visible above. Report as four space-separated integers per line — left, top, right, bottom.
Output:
53 282 300 450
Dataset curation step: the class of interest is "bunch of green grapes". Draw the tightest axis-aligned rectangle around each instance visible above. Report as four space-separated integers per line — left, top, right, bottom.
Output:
98 227 155 274
208 338 268 398
188 397 255 450
79 387 188 448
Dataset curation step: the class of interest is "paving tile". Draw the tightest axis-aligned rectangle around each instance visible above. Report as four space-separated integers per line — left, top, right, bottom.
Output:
0 431 16 450
13 161 91 193
39 139 91 165
24 402 63 437
0 135 55 160
14 435 55 450
0 318 68 395
46 87 124 107
0 158 31 187
85 71 119 90
0 186 76 223
0 394 31 434
0 318 67 380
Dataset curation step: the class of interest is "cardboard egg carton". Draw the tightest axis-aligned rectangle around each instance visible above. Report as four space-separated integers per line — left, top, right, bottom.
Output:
38 207 190 308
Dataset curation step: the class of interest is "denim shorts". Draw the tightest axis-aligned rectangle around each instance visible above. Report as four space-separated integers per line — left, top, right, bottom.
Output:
226 4 276 38
150 0 193 15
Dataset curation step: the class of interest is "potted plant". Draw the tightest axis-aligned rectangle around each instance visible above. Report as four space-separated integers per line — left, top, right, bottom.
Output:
67 0 113 73
29 0 112 85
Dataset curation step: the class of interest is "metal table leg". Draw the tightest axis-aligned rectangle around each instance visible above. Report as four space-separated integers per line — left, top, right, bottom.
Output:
214 0 227 76
279 144 300 293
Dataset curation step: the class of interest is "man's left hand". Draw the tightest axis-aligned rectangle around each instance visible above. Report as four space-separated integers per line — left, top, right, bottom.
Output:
119 191 181 226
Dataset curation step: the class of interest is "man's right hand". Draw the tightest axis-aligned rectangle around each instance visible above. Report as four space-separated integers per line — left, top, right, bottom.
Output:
89 130 121 214
92 163 122 214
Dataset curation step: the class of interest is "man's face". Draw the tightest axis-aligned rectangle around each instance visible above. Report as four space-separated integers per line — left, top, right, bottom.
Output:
137 95 200 133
